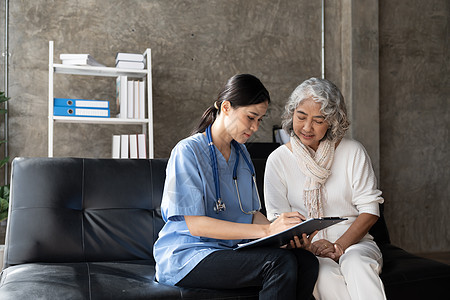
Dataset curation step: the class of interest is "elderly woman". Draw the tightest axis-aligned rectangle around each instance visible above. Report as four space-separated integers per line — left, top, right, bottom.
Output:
264 77 386 299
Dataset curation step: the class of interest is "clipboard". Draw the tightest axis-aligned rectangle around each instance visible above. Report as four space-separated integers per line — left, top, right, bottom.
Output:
235 217 347 250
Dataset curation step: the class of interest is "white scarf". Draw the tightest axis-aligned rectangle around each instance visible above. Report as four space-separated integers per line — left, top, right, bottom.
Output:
291 135 335 219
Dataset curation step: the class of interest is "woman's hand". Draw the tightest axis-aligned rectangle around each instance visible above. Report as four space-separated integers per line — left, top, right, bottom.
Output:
312 239 335 257
287 231 318 253
268 212 305 236
312 213 379 261
312 239 345 261
331 243 345 261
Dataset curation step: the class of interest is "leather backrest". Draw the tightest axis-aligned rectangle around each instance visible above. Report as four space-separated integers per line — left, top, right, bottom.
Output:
4 156 390 269
4 157 168 268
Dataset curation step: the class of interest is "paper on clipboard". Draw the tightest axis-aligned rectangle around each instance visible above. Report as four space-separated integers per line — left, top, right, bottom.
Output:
235 217 347 250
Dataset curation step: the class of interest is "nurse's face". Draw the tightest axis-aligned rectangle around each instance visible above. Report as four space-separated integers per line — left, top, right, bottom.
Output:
223 100 269 144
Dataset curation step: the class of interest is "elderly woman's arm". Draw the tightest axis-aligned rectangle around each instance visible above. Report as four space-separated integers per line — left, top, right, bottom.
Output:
313 213 378 261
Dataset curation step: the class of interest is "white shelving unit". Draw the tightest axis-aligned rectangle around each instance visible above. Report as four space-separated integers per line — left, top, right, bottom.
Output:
48 41 154 158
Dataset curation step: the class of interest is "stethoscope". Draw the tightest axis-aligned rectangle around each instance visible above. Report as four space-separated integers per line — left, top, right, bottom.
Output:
206 124 262 215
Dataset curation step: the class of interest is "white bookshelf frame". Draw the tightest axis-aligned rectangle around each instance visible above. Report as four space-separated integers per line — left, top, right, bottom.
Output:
48 41 154 158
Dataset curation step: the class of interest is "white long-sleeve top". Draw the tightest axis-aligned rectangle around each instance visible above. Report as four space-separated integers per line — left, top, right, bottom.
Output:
264 138 384 242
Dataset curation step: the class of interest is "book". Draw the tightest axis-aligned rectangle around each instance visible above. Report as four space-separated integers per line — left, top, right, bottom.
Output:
235 217 347 250
115 61 145 69
127 80 134 118
53 106 110 118
116 76 128 119
115 53 144 63
61 58 105 67
137 134 147 159
60 54 90 60
120 134 129 158
54 98 109 109
129 134 138 159
274 128 290 144
134 81 139 119
112 135 121 159
139 80 146 119
60 54 105 67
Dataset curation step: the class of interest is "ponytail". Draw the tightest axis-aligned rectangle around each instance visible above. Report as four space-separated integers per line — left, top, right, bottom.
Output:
190 74 270 135
191 104 219 135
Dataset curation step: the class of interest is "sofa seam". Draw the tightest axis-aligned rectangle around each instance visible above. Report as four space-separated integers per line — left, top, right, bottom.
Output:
149 160 156 242
86 262 92 300
81 159 86 262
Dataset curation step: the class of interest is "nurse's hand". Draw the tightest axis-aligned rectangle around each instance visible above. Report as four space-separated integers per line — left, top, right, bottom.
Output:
268 212 305 236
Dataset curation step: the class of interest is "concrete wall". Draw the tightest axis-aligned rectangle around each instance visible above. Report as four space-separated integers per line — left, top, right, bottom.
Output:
6 0 322 159
379 0 449 253
0 0 448 253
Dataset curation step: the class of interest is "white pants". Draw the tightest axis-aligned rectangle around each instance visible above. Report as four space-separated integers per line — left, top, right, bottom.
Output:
313 239 386 300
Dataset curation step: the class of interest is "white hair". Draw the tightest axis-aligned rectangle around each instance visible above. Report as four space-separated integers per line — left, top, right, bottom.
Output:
281 77 350 142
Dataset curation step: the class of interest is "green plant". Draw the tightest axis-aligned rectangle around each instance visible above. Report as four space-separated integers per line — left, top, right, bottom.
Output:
0 185 9 221
0 91 9 221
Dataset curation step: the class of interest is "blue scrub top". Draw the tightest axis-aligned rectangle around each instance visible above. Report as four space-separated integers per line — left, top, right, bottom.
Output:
154 133 260 285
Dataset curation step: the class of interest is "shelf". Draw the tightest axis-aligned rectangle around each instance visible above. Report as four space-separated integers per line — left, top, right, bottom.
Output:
52 116 149 125
49 41 154 158
53 64 148 78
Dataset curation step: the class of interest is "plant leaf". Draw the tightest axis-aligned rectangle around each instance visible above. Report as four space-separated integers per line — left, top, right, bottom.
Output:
0 197 8 221
0 157 9 168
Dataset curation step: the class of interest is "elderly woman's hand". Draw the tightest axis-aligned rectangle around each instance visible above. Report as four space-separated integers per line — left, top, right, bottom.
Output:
312 239 345 261
312 239 335 256
287 231 318 253
330 243 345 261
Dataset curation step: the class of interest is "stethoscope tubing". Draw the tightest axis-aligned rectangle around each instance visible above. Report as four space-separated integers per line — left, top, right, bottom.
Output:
206 124 261 214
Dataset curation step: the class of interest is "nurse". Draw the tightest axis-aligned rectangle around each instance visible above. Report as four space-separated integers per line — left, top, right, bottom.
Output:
154 74 319 300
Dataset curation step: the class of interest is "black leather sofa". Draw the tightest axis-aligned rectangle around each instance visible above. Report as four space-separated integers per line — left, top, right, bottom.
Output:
0 157 449 299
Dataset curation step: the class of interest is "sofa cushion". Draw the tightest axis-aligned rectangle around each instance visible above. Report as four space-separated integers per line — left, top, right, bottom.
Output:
0 261 259 300
2 157 449 300
4 158 169 267
379 244 450 299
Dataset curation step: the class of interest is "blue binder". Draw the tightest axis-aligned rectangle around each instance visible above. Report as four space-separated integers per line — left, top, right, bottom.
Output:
54 106 110 118
54 98 109 109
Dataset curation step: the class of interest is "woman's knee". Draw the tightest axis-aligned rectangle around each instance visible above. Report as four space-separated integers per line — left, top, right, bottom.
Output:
261 249 319 285
340 250 381 276
259 249 298 288
266 249 298 274
292 249 319 274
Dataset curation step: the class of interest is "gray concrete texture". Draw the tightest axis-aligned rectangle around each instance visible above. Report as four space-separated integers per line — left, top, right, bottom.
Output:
7 0 321 158
379 0 449 252
0 0 448 253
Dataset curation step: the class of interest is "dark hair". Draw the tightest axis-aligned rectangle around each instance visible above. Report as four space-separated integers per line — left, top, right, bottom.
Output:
192 74 270 134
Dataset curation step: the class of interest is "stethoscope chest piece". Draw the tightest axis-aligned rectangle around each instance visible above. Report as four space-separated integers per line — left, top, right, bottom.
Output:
214 198 226 213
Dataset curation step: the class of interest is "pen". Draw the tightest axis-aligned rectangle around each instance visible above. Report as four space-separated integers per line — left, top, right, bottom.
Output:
274 212 305 221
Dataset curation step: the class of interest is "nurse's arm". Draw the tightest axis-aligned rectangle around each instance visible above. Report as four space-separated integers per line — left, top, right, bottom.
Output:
185 212 302 240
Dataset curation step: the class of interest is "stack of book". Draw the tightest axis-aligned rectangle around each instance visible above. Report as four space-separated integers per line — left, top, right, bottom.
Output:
112 134 147 159
60 54 105 67
115 53 145 69
53 98 110 118
116 76 146 119
273 126 290 144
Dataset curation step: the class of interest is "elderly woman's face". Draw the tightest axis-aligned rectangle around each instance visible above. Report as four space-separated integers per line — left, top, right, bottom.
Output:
292 98 329 151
